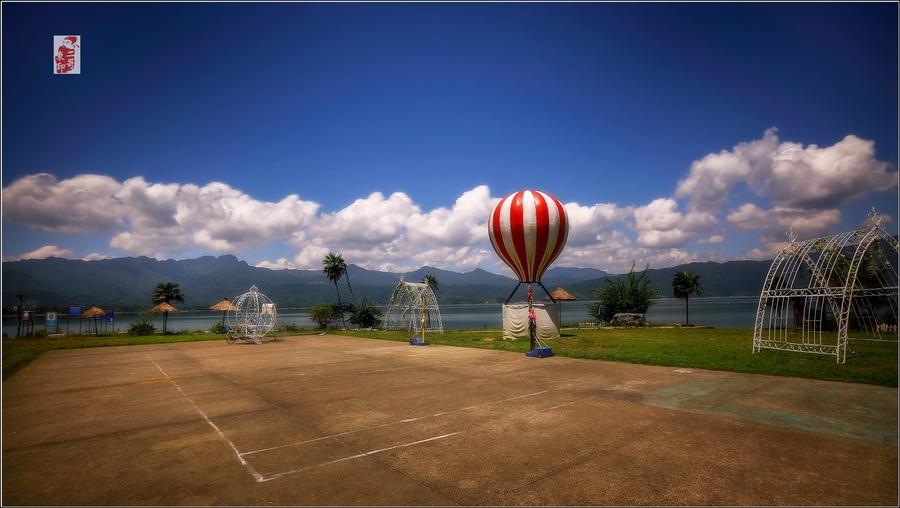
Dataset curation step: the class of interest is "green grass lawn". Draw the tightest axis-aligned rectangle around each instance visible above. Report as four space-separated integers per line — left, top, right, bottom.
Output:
4 327 896 387
340 328 898 387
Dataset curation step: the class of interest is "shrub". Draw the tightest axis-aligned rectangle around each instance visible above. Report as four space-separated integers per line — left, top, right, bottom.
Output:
349 297 383 329
309 304 341 329
279 322 300 332
128 313 157 336
588 263 658 323
210 322 226 334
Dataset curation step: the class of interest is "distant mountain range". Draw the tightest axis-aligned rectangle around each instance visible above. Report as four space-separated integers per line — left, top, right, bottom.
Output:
1 255 771 311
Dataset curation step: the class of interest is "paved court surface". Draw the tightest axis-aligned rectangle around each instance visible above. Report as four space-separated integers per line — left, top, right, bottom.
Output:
3 335 897 505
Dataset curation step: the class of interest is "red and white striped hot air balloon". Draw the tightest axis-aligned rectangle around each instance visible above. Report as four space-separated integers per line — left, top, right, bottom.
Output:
488 190 569 283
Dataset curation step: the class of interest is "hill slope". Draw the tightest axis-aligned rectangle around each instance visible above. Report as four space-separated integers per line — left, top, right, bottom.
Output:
2 255 770 310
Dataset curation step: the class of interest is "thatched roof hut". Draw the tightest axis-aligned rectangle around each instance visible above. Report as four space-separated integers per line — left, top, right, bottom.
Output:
544 287 577 301
80 304 106 318
80 304 106 335
209 297 237 312
150 301 178 314
150 301 178 334
210 297 237 328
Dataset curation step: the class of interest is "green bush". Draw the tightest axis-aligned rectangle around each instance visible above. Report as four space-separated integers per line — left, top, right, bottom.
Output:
128 320 156 336
309 304 341 329
588 263 658 323
127 312 157 336
279 322 300 332
209 322 226 334
349 297 383 329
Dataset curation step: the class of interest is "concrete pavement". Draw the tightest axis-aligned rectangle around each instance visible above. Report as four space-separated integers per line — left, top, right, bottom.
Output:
3 335 896 505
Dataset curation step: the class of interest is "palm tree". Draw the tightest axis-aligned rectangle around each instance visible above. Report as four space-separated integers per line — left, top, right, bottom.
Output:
423 274 439 293
323 252 348 329
672 271 703 326
151 282 184 334
344 262 357 304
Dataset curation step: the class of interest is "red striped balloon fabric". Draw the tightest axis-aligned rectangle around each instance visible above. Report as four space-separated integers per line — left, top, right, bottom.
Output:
488 190 569 283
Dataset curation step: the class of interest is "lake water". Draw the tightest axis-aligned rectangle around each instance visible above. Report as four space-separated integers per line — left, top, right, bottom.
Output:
3 297 760 337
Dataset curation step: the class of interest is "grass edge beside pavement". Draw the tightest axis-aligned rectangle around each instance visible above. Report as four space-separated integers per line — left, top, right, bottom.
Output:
340 327 898 388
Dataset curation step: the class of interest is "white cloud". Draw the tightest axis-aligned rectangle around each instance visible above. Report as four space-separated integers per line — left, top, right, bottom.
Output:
768 135 896 209
563 201 624 247
555 229 635 271
304 191 416 249
742 244 786 261
727 203 842 241
4 128 895 275
255 257 294 270
83 252 111 261
3 174 320 257
1 173 125 233
631 198 717 248
552 228 702 274
406 185 498 247
287 245 333 270
676 128 896 212
698 234 725 245
4 244 75 261
270 187 498 271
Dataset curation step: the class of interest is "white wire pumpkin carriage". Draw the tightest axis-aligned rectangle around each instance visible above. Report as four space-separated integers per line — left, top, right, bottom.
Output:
226 285 278 344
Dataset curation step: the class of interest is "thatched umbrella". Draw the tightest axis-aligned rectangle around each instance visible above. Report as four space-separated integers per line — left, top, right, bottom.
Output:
81 304 105 336
150 301 178 334
544 287 576 325
545 287 577 302
209 297 237 328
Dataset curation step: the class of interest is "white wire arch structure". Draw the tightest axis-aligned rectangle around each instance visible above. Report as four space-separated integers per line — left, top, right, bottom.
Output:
383 279 443 334
752 211 898 364
227 285 277 344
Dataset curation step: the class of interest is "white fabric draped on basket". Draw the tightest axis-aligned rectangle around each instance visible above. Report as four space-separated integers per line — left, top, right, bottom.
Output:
502 303 561 340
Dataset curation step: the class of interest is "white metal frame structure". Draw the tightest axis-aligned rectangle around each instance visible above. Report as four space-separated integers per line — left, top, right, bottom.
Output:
753 212 898 363
227 285 277 344
383 279 444 334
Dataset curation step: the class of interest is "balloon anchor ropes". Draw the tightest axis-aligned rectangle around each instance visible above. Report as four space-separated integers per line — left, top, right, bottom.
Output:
489 190 569 358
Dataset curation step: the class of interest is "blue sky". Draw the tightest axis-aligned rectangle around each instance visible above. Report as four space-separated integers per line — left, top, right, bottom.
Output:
2 2 898 274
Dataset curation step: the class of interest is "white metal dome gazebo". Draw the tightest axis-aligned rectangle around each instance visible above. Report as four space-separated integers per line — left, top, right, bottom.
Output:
752 211 898 364
226 285 277 344
383 279 443 341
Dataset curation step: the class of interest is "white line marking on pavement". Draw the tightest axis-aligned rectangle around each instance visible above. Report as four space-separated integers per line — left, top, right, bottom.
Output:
542 399 584 411
148 356 264 482
258 432 461 483
240 385 571 457
353 366 420 375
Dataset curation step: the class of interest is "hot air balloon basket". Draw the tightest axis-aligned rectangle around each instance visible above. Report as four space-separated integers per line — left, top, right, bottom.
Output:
409 336 428 346
526 347 554 358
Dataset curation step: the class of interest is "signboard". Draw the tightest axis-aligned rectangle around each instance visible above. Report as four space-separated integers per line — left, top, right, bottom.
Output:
68 306 81 316
105 310 115 323
46 312 58 332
